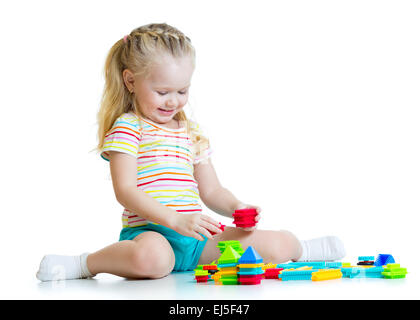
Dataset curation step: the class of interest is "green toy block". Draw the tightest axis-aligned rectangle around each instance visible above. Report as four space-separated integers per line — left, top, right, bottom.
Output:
217 245 242 265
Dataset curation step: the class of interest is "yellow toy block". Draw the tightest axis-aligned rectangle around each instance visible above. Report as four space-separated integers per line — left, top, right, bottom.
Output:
312 269 342 281
295 266 313 271
237 263 264 268
262 263 277 270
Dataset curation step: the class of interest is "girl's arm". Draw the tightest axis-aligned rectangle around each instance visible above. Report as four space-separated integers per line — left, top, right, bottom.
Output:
193 158 246 217
109 151 221 240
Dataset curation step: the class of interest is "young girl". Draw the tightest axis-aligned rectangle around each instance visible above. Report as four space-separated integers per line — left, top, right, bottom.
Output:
36 23 345 281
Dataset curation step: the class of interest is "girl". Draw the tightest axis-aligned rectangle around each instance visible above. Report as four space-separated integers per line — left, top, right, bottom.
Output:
36 23 345 281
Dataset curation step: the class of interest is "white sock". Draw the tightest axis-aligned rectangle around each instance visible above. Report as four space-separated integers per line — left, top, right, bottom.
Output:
36 252 94 281
297 236 346 262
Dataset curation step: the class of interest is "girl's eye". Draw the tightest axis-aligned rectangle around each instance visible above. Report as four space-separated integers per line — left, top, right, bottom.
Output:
157 90 188 95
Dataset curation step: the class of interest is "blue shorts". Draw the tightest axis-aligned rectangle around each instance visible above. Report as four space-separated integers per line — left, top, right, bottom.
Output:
119 224 208 272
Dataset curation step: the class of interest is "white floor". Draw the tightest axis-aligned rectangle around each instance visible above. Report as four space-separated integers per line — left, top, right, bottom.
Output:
3 270 418 300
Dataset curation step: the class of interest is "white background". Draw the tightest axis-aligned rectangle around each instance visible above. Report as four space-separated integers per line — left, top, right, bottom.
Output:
0 0 419 299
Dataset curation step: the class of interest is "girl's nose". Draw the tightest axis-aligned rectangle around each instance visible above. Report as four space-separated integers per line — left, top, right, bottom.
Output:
166 98 177 108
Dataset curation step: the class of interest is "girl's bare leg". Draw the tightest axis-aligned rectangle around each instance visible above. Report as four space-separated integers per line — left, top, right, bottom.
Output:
87 231 175 279
198 227 302 265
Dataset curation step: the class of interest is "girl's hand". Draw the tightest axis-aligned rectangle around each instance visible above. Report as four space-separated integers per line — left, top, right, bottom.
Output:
234 202 261 231
172 213 222 241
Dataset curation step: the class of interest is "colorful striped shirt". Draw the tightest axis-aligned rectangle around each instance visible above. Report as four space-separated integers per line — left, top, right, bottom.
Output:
101 112 212 228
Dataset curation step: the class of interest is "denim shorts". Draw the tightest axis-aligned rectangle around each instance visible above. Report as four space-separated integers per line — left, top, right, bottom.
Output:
119 224 208 272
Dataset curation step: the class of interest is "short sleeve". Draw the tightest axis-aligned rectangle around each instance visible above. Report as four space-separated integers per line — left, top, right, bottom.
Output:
100 113 142 161
190 121 213 165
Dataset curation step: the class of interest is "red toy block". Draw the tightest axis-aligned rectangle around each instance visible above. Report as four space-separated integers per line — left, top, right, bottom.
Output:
203 265 218 271
264 268 283 279
195 275 210 283
238 275 262 285
233 209 258 228
209 223 226 235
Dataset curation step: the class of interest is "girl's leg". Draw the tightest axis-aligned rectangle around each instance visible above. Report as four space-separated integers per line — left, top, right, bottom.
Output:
198 227 302 265
87 231 175 279
37 231 175 281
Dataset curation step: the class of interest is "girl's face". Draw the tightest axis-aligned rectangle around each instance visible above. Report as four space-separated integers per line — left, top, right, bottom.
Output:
124 54 194 126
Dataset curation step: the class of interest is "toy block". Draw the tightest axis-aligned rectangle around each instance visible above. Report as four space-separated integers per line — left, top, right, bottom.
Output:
374 254 395 266
203 264 219 272
288 261 327 268
357 261 375 266
312 269 342 281
237 267 264 275
237 246 263 264
280 270 316 281
217 262 238 268
262 263 277 270
216 240 244 255
382 263 407 279
358 256 375 261
341 266 384 279
217 267 237 273
237 263 264 269
217 245 242 265
233 208 258 228
326 262 343 268
264 268 283 279
220 279 239 285
210 223 226 235
238 277 262 285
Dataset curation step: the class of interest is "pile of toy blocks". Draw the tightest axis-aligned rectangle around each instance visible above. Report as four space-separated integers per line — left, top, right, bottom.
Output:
193 243 408 284
214 245 241 285
237 246 265 285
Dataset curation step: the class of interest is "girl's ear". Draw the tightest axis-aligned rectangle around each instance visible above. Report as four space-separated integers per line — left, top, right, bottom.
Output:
122 69 136 93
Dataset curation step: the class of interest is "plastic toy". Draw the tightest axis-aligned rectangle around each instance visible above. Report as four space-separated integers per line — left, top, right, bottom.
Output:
374 254 395 266
264 268 283 279
232 208 258 228
280 269 316 281
194 269 210 283
210 223 226 235
216 240 244 255
341 266 384 279
237 246 264 285
311 269 343 281
381 263 407 279
217 245 241 265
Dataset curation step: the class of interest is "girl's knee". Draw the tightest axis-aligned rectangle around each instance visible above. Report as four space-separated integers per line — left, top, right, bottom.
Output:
129 232 175 278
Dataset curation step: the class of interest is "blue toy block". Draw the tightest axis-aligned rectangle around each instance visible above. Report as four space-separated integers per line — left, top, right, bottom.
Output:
326 262 342 268
237 267 264 275
374 254 395 266
217 263 237 268
277 261 327 269
358 256 374 261
279 270 316 281
341 266 384 278
237 246 263 264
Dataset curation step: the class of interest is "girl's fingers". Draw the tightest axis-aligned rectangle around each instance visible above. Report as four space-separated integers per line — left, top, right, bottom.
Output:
192 231 205 241
196 226 213 240
201 215 221 227
200 220 222 235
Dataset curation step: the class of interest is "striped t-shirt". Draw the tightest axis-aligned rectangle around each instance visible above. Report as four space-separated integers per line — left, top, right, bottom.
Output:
101 112 212 228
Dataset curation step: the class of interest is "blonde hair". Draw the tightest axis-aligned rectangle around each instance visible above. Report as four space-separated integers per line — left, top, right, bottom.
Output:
96 23 209 158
